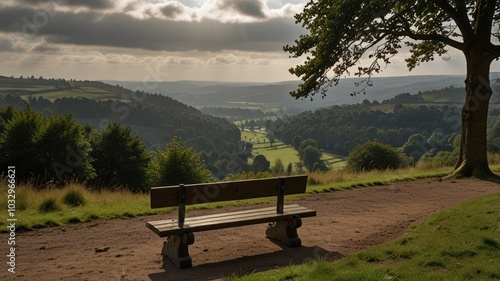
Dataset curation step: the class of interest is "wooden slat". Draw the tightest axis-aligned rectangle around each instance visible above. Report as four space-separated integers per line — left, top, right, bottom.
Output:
146 204 316 237
150 175 308 208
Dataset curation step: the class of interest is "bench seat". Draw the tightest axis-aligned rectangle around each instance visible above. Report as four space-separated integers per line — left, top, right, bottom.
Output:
147 204 316 237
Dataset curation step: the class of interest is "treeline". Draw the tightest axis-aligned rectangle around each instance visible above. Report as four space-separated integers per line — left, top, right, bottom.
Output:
198 106 274 121
0 91 242 175
0 106 218 191
269 102 500 158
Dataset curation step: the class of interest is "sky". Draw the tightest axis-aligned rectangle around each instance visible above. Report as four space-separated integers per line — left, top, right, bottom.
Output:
0 0 498 83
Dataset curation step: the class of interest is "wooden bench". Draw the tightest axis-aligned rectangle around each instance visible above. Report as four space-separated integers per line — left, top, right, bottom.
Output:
146 175 316 269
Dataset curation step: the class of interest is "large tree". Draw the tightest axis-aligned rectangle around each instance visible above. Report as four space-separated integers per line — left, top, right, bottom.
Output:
285 0 500 179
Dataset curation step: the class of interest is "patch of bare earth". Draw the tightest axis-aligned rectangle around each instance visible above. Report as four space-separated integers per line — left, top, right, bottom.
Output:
1 178 499 281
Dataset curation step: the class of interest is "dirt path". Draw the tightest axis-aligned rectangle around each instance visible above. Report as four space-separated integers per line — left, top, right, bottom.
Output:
1 178 499 281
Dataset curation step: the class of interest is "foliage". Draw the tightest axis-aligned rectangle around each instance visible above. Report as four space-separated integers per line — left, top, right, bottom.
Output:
346 141 410 172
252 154 271 173
272 103 468 155
271 158 285 175
488 119 500 153
284 0 500 177
89 122 151 192
0 107 95 184
0 76 242 178
301 146 323 171
149 137 214 186
284 0 500 99
62 186 87 207
38 198 61 213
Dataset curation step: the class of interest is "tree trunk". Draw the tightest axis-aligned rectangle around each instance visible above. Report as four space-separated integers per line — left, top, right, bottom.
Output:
449 46 498 179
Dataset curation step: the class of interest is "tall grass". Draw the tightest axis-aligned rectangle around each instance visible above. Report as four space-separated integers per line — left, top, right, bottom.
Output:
0 155 498 232
0 181 156 232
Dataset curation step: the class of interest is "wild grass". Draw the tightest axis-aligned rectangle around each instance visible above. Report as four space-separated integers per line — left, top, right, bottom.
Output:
0 158 497 233
231 193 500 281
0 182 156 232
306 166 453 193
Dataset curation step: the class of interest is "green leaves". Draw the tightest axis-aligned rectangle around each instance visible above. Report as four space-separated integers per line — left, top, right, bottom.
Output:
285 0 499 100
149 137 214 187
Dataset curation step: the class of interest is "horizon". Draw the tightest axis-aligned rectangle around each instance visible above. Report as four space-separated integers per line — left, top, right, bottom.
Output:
1 0 499 83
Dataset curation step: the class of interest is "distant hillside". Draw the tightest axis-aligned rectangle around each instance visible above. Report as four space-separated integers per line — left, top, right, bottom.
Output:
107 73 500 114
0 76 241 178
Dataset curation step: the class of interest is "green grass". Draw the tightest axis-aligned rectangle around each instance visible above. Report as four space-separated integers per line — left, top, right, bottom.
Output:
241 130 346 171
29 88 119 101
0 163 497 233
231 193 500 281
306 166 454 193
0 181 281 232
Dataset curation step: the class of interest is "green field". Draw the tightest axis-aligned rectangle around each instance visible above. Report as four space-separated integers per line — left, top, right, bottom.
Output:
28 88 120 101
241 130 346 171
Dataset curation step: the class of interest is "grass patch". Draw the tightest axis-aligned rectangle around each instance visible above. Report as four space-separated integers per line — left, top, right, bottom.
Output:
306 166 453 193
38 198 61 213
62 185 87 207
231 193 500 281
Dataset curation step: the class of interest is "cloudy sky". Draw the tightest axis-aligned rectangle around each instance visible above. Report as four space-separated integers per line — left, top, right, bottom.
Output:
0 0 496 82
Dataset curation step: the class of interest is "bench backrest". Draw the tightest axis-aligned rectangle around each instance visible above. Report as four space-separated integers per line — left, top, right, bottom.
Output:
150 175 308 208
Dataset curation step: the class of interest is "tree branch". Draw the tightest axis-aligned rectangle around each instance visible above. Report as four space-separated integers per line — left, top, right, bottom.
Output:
476 0 497 40
434 0 474 39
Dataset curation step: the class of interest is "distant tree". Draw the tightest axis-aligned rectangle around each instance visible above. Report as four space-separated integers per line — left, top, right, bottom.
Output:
285 0 500 179
266 130 275 147
301 146 322 171
252 154 271 172
272 158 286 175
346 141 410 172
0 107 94 184
294 161 304 173
149 137 214 187
286 162 293 175
90 122 151 192
292 135 304 150
401 134 430 161
298 138 318 159
0 106 15 132
488 119 500 153
37 113 95 183
0 106 44 181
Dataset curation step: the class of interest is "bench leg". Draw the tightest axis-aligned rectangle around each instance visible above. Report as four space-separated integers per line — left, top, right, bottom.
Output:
266 215 302 247
162 232 195 269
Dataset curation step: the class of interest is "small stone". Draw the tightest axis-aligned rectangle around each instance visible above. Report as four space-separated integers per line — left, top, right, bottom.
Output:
95 247 110 253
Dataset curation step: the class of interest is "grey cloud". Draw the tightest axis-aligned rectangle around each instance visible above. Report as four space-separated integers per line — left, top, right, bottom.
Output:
0 6 304 52
221 0 267 19
160 2 186 19
18 0 115 10
0 38 15 52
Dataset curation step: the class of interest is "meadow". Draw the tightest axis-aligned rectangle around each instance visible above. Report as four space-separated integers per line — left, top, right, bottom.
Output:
241 130 346 171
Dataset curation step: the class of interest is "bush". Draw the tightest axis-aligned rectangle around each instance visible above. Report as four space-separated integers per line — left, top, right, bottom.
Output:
346 141 410 172
38 198 61 213
90 122 151 192
149 137 214 186
62 187 87 207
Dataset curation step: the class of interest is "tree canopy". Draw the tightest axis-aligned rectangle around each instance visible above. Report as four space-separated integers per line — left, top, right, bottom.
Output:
285 0 500 179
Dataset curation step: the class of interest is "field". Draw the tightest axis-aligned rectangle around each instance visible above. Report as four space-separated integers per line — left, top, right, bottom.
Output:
241 130 346 171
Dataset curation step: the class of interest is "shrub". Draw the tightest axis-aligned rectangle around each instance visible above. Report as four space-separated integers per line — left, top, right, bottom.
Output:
62 187 87 207
346 141 410 172
38 198 61 213
149 137 214 186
